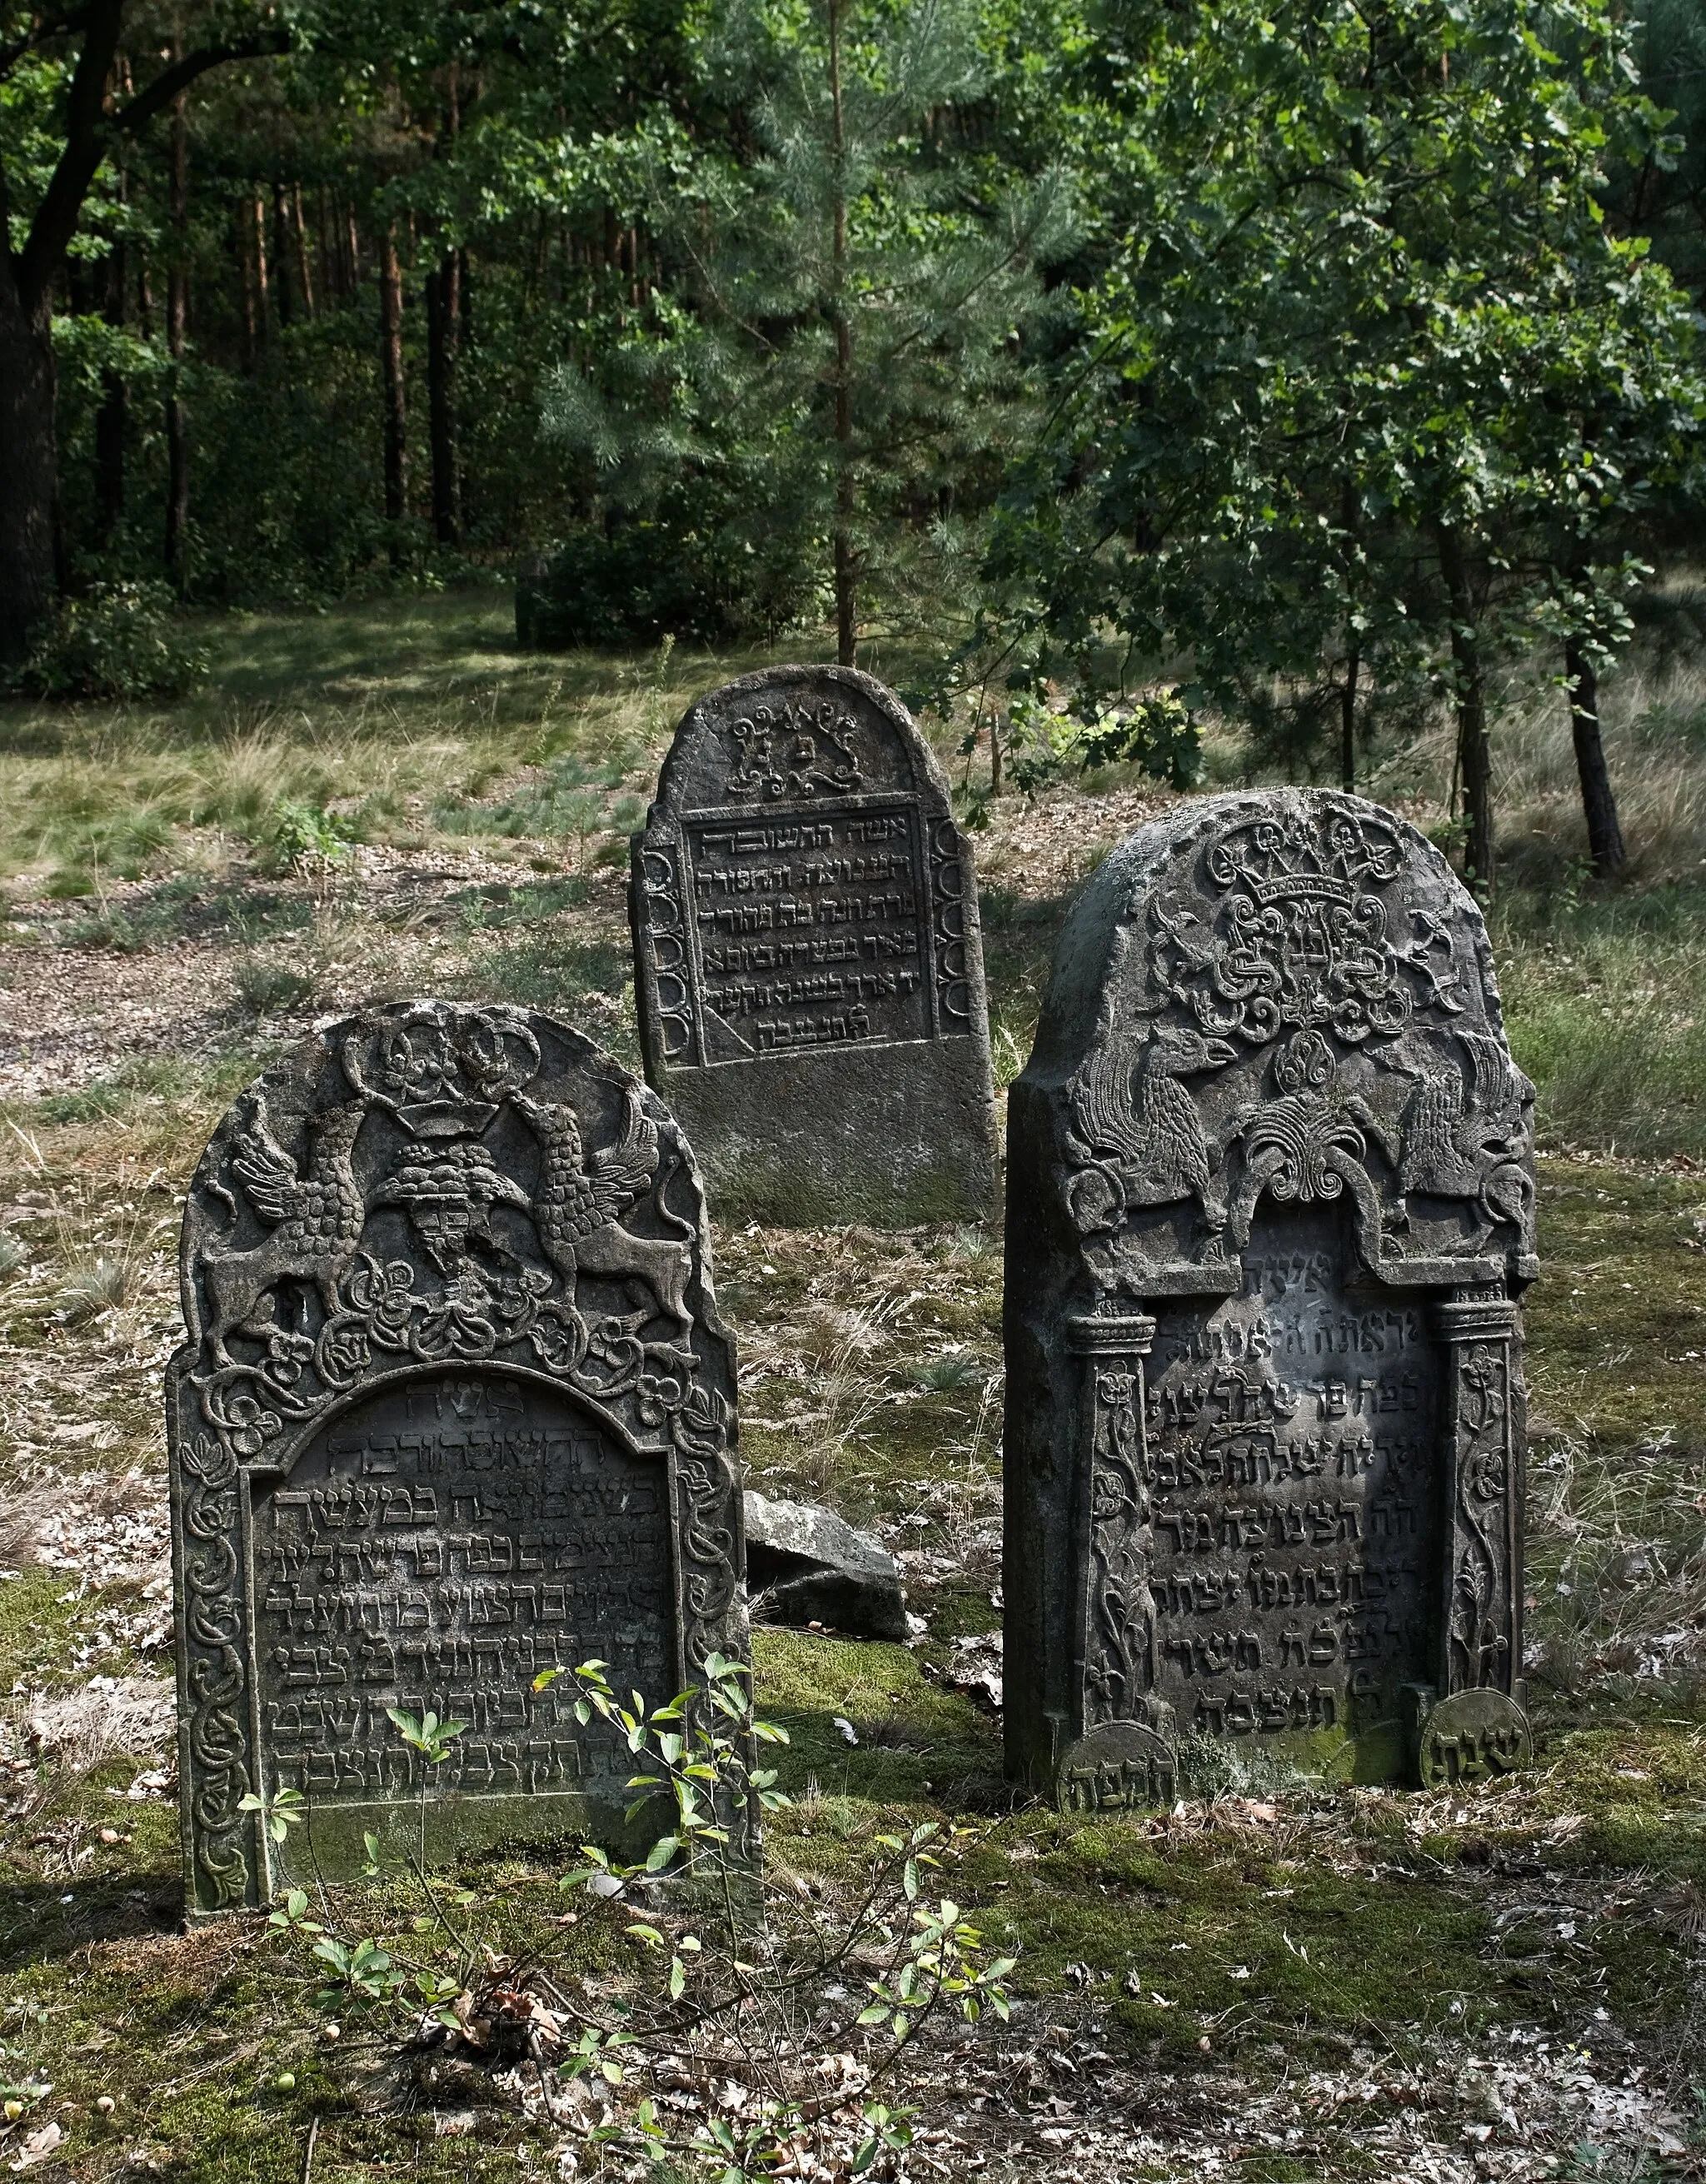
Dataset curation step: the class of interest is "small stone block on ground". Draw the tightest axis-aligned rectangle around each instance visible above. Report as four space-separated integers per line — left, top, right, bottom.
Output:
743 1489 908 1640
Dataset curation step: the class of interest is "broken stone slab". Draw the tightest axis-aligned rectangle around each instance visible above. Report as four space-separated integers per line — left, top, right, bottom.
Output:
744 1490 908 1640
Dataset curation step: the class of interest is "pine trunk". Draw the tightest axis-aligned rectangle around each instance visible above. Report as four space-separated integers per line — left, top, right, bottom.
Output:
272 184 293 327
164 87 189 588
1438 522 1494 893
292 183 315 317
1564 636 1627 877
827 0 856 667
94 239 128 543
0 262 59 662
379 223 409 562
426 252 461 546
237 201 258 368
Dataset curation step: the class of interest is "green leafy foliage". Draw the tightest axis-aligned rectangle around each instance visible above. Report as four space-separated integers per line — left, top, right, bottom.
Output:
14 581 210 702
257 1658 1015 2176
269 799 359 870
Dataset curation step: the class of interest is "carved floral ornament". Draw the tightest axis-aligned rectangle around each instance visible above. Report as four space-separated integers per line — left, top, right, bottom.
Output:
1060 797 1538 1286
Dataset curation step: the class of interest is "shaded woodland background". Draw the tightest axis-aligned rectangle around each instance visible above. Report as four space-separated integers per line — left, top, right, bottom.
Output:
12 0 1706 891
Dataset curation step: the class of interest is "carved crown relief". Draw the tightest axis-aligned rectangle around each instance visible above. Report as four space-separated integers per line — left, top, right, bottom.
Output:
1061 795 1536 1294
183 1003 727 1470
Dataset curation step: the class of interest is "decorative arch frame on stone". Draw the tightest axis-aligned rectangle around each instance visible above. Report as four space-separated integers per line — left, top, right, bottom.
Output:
167 1001 743 1916
1004 792 1536 1806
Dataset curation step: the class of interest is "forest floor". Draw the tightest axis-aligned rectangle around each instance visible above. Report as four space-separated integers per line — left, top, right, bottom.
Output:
1 592 1704 2183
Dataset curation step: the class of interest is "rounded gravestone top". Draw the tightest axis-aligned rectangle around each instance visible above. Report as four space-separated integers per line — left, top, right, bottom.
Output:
1020 786 1536 1296
651 664 953 817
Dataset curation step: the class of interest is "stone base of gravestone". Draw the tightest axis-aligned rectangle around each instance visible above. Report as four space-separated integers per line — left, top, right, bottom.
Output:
1005 790 1537 1806
631 666 999 1228
658 1045 997 1229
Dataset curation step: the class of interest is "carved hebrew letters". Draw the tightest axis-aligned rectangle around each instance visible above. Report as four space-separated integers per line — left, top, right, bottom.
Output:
167 1001 742 1916
1005 791 1535 1802
632 666 997 1224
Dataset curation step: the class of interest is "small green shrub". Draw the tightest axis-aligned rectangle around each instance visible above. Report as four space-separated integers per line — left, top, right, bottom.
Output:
268 798 359 870
235 953 317 1015
15 581 210 701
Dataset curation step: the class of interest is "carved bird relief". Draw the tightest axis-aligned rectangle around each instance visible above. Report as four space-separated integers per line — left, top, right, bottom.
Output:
198 1092 370 1363
512 1085 694 1343
1065 1024 1235 1240
1395 1031 1534 1250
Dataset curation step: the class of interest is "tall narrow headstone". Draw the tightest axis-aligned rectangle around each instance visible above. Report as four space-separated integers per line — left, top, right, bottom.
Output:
631 666 998 1225
1005 791 1537 1803
168 1000 743 1915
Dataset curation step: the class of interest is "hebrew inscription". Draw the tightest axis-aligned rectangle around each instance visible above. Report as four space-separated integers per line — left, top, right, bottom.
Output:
681 804 930 1060
253 1375 671 1808
632 666 997 1224
167 1001 742 1916
1005 791 1534 1803
1147 1214 1439 1746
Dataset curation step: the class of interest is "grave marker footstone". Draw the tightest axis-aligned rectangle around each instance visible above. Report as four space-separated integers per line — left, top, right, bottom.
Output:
167 1000 743 1915
1005 790 1537 1803
631 666 998 1224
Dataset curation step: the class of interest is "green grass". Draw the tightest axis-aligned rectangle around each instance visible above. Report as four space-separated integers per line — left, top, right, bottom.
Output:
1496 882 1706 1158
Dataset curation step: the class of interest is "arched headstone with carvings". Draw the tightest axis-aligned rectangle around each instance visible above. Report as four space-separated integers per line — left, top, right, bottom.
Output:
630 665 998 1225
1005 790 1536 1803
167 1000 742 1915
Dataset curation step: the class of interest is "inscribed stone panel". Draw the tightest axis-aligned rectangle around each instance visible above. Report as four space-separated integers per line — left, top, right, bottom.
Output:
1005 790 1535 1802
631 666 997 1224
168 1000 741 1916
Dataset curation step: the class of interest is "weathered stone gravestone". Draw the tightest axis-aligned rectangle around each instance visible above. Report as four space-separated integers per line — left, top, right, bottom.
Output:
167 1000 742 1915
631 666 998 1224
1005 790 1537 1805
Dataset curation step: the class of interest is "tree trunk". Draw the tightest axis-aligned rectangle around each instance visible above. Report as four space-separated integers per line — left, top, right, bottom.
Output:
1437 521 1494 893
164 87 189 590
291 183 315 317
379 222 409 564
1339 478 1359 793
426 252 461 546
94 237 128 544
0 264 59 661
272 182 293 327
253 193 271 337
1564 636 1627 877
827 0 856 666
1340 645 1359 794
237 198 258 368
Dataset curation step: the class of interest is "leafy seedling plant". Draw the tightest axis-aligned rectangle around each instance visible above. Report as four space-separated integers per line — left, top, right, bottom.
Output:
256 1654 1015 2179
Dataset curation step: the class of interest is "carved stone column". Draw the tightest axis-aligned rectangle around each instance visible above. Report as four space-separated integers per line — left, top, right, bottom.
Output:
1055 1312 1178 1811
1411 1287 1532 1788
1434 1288 1524 1699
